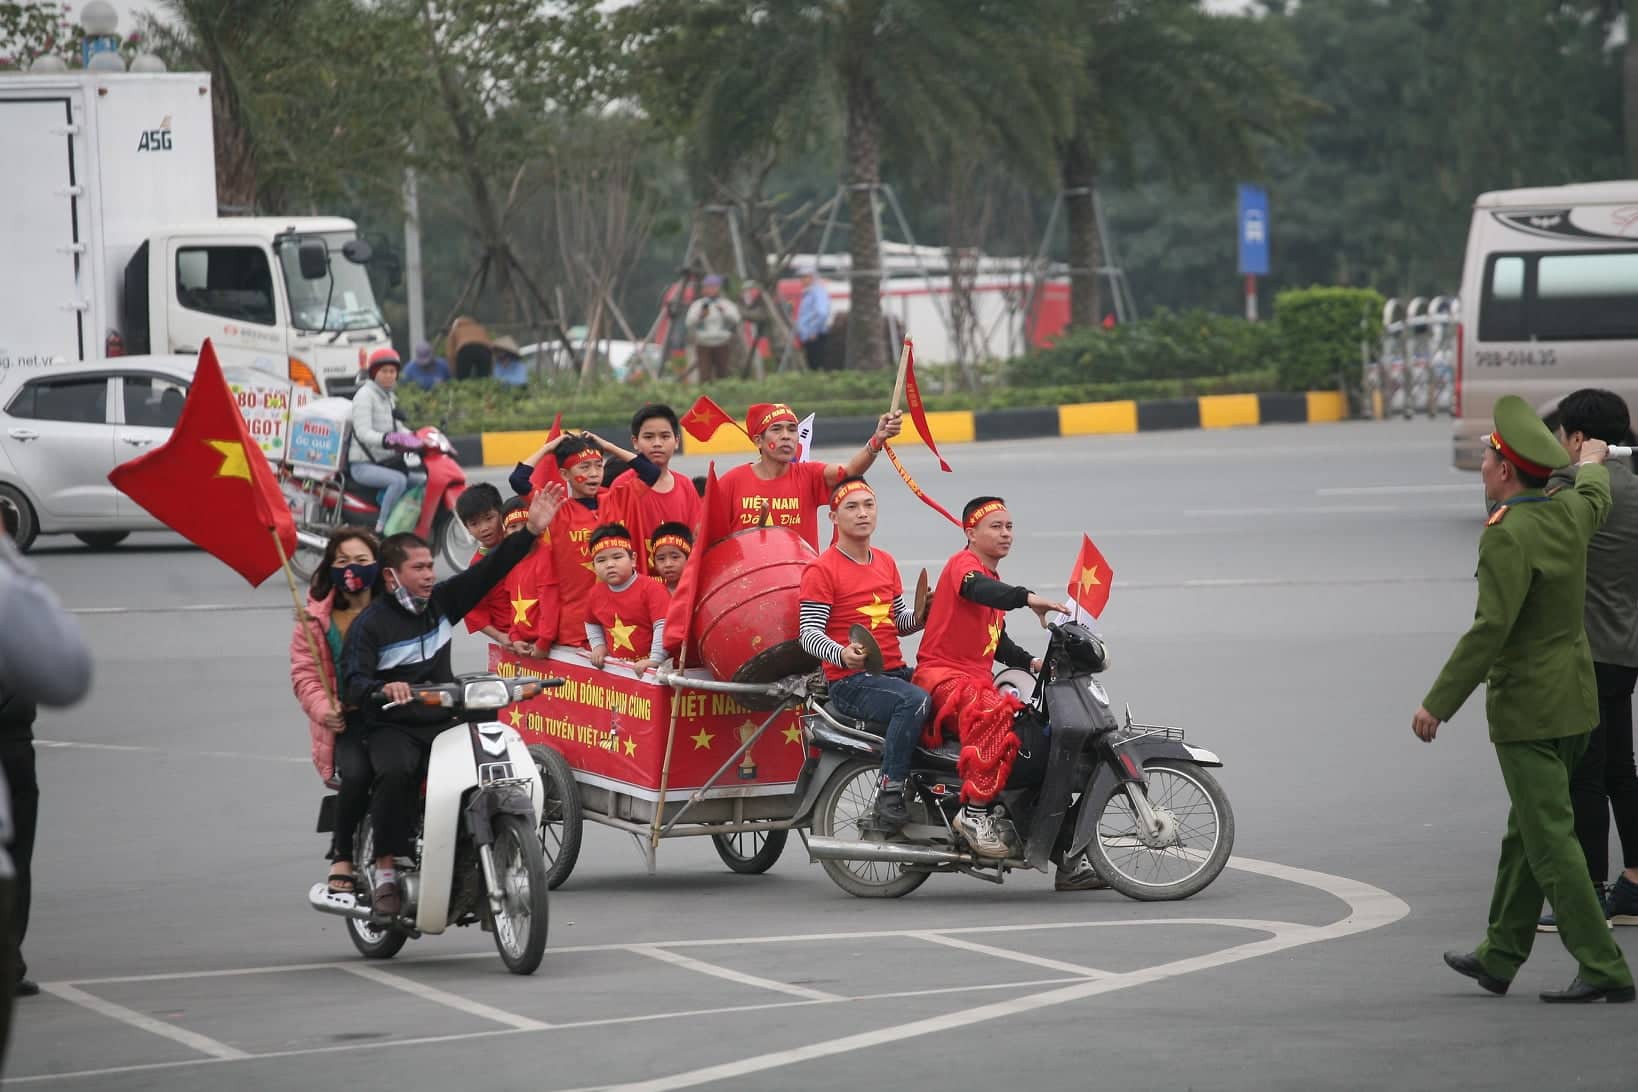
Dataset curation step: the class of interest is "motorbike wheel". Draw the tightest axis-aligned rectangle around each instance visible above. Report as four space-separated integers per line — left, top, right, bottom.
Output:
489 813 549 975
1084 758 1234 902
287 529 326 582
813 759 930 899
347 819 410 960
528 745 584 890
711 828 788 874
437 510 477 573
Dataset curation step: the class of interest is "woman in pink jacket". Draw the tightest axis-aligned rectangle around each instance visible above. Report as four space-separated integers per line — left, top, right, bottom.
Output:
292 528 382 895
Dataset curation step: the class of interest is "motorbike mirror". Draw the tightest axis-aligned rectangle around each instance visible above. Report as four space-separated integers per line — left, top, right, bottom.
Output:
341 238 374 265
297 240 329 281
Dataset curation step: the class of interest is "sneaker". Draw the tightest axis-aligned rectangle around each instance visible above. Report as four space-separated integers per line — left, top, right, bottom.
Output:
1054 852 1109 892
1609 876 1638 927
952 807 1011 858
1538 889 1617 933
871 789 910 831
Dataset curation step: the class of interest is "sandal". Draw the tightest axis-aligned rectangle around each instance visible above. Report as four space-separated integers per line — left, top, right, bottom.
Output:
327 872 356 895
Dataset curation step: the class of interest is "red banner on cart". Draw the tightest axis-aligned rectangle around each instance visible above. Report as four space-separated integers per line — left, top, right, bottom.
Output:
491 646 805 800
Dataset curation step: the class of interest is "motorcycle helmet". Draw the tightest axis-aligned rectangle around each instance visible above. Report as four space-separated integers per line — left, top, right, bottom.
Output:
365 346 401 378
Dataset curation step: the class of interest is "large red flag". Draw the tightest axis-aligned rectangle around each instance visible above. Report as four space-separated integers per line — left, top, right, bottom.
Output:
1068 533 1114 618
109 341 297 586
680 395 744 444
901 339 951 473
527 412 565 493
662 463 731 663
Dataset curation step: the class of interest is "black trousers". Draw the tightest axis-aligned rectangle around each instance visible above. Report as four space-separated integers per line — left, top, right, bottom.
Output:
365 726 432 859
802 333 831 372
1571 662 1638 883
1 734 37 983
329 731 375 862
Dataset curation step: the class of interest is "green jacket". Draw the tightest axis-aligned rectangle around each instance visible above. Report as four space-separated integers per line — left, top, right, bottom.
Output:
1423 464 1611 742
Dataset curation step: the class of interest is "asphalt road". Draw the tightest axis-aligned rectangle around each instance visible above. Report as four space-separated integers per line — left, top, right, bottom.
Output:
9 419 1635 1090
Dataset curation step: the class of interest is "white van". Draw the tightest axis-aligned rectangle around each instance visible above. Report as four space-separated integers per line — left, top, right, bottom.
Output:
1453 181 1638 469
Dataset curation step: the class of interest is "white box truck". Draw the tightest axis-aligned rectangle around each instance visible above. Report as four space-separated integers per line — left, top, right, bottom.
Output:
0 71 391 395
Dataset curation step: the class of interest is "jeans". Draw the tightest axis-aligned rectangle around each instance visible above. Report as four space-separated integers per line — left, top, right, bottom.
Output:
827 668 929 784
1571 662 1638 882
351 462 426 533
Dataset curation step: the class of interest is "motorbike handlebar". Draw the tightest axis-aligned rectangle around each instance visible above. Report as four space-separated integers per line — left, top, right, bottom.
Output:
1609 446 1632 459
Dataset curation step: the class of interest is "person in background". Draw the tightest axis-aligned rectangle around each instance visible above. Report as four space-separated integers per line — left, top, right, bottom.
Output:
648 522 693 594
1541 389 1638 930
795 262 832 372
0 523 93 1002
401 341 451 391
491 336 529 388
291 528 382 897
349 348 426 534
685 274 742 382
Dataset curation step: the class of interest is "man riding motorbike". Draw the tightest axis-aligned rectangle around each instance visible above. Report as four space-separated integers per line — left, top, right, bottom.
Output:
339 483 565 915
350 348 427 534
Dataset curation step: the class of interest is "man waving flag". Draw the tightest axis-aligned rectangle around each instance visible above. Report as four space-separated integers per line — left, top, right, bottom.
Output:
109 340 297 586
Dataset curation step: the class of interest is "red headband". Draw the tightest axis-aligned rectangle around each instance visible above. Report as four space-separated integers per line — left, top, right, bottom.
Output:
590 535 634 557
503 507 530 531
1488 431 1553 478
964 500 1007 530
562 447 602 470
747 402 798 438
830 479 875 510
649 533 692 556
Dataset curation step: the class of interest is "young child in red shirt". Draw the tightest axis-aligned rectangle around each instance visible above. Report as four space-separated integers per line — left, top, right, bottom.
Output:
647 522 693 595
456 483 515 649
584 523 670 673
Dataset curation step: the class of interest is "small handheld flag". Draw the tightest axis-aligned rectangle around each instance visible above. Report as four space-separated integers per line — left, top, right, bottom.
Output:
1068 534 1113 618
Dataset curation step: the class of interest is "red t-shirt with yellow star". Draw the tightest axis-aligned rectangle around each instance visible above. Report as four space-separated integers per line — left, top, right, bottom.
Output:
503 537 555 646
537 496 604 648
586 575 670 660
913 548 1003 684
718 460 832 549
799 545 905 681
463 548 513 636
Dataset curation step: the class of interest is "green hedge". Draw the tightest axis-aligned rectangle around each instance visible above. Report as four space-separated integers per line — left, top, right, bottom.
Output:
1273 286 1384 392
1009 309 1279 387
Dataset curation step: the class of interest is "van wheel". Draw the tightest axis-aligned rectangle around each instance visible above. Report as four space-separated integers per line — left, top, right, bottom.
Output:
0 485 37 551
76 532 129 550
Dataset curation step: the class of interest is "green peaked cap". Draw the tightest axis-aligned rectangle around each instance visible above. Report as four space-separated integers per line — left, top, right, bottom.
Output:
1493 394 1570 473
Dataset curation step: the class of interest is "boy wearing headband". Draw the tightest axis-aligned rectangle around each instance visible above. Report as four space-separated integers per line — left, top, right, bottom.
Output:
798 478 927 832
585 523 669 673
718 402 903 549
913 497 1072 864
647 522 693 594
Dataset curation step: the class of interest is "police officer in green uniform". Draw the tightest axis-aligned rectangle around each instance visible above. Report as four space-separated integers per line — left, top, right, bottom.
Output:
1415 395 1634 1003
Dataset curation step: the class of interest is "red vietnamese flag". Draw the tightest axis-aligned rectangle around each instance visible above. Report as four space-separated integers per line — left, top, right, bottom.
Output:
680 395 744 444
108 341 297 586
661 462 731 663
1068 533 1113 618
527 412 565 493
900 339 951 473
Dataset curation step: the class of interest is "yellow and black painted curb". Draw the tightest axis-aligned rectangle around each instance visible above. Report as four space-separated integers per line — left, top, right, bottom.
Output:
449 390 1347 468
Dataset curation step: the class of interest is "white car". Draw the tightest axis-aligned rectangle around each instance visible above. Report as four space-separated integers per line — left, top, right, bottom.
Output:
0 354 258 552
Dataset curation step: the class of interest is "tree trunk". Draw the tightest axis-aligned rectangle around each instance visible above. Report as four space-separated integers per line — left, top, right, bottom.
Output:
697 183 738 277
844 76 886 372
1062 132 1101 330
1626 0 1638 177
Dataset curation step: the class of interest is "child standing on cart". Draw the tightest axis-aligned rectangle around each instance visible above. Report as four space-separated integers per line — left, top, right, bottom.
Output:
455 483 518 651
647 522 693 594
585 523 669 673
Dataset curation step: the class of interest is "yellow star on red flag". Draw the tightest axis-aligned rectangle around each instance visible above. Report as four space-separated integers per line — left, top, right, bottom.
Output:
206 439 251 481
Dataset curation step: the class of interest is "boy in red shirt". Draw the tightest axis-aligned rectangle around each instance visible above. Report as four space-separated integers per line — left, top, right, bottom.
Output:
717 402 904 549
585 523 669 673
456 483 517 650
913 496 1070 862
647 522 693 594
603 404 700 573
798 478 927 832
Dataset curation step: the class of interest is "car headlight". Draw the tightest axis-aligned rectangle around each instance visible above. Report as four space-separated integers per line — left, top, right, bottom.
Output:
463 680 511 710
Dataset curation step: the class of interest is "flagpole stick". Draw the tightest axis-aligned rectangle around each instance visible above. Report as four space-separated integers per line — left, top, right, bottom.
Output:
649 651 685 871
888 337 912 416
273 529 340 717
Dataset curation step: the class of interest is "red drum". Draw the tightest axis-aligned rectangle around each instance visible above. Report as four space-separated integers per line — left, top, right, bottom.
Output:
693 526 819 695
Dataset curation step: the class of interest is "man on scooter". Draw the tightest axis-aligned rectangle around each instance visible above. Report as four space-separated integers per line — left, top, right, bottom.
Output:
339 483 565 916
913 497 1102 889
797 478 928 833
349 348 426 535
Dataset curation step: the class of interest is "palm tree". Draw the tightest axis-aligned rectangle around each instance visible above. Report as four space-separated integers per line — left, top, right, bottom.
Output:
1061 0 1310 327
630 0 1075 371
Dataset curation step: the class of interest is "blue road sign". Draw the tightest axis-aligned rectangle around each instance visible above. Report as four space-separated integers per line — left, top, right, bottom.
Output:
1237 184 1269 276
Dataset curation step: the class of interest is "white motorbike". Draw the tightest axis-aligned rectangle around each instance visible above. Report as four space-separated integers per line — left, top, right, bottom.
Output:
308 673 560 975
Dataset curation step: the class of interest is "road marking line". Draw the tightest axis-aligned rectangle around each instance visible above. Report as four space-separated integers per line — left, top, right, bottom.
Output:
41 982 251 1061
629 944 842 1002
585 856 1410 1092
336 964 550 1031
911 932 1108 978
35 739 308 764
1316 483 1472 496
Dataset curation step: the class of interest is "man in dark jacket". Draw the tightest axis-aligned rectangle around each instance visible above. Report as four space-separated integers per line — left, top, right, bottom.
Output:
340 483 563 915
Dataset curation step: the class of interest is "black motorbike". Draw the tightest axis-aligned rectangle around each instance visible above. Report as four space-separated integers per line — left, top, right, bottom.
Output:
803 622 1234 900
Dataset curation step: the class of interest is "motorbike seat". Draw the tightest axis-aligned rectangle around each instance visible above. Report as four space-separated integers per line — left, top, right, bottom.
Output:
913 740 962 773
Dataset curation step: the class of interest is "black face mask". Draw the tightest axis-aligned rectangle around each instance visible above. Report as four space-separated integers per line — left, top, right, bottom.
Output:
331 562 379 596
